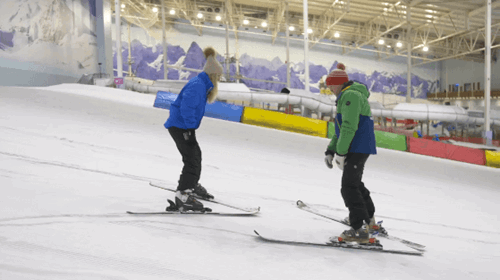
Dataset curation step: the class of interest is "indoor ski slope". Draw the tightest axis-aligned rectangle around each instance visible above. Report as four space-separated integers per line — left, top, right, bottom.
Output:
1 84 499 280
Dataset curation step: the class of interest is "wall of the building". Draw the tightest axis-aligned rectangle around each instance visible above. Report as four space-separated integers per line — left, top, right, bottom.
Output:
440 56 499 92
0 0 102 87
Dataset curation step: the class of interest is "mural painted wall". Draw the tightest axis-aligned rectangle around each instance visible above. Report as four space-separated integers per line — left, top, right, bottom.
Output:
0 0 98 83
113 23 440 98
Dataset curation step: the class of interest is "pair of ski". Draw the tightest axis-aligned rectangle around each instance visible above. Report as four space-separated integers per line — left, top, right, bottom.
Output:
254 200 425 256
129 182 424 255
126 182 260 216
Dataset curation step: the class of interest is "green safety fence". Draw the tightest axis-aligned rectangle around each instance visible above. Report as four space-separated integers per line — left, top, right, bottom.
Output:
328 122 407 151
375 130 407 151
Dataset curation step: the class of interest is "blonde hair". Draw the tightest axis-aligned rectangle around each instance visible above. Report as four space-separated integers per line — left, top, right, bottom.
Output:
207 73 221 103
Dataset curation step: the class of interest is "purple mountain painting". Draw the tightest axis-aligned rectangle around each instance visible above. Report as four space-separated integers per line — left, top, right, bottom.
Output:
0 30 15 50
113 40 438 98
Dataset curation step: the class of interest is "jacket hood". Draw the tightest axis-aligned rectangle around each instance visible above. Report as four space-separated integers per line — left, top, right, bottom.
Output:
336 81 370 105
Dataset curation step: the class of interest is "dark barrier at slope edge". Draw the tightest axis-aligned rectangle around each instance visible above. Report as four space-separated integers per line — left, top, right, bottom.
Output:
154 91 244 122
407 137 486 166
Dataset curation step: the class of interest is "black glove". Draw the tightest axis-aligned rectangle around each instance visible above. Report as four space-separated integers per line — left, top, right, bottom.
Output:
324 150 335 169
324 150 335 157
182 129 196 145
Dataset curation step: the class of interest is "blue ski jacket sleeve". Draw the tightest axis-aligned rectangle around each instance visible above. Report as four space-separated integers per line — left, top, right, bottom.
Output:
164 72 213 130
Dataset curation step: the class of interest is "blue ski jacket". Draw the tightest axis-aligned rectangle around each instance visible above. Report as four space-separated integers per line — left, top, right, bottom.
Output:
164 72 214 130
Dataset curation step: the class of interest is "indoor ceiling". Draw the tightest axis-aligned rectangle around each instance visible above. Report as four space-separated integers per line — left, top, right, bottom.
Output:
118 0 500 65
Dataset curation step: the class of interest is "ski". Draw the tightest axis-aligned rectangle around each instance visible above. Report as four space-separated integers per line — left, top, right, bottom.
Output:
296 200 426 251
149 181 260 213
127 210 259 216
254 230 423 256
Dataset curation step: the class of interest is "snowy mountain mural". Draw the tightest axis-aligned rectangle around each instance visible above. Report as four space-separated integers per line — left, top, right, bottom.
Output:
0 0 98 74
114 39 438 98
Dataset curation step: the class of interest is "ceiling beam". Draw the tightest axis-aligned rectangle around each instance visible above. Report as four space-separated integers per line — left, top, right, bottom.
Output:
414 43 500 66
172 0 202 35
310 12 348 48
226 0 239 40
309 0 350 49
469 0 500 17
272 1 286 44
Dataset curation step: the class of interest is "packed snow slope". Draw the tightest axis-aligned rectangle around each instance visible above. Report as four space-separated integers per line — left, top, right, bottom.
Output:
1 84 499 280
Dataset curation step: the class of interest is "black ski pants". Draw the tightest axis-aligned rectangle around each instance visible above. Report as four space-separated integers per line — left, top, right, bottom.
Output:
168 127 202 191
341 153 375 230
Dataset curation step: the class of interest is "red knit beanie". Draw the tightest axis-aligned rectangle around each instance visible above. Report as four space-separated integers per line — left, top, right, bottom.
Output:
326 63 349 86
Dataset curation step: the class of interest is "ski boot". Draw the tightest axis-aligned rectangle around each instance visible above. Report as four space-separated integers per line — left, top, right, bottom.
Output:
334 226 378 245
174 190 210 212
342 216 385 234
367 216 387 235
192 183 214 200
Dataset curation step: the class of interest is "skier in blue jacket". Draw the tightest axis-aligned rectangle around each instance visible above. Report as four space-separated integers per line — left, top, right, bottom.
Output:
164 47 223 212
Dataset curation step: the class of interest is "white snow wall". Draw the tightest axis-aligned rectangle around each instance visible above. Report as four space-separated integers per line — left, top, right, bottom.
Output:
0 0 99 86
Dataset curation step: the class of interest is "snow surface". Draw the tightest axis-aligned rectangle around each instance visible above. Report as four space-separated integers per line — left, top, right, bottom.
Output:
1 84 499 280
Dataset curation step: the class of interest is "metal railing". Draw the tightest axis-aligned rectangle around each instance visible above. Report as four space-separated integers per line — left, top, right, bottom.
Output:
427 90 500 99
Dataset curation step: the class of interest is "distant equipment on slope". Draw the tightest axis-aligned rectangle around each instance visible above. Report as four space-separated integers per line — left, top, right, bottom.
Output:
77 73 114 87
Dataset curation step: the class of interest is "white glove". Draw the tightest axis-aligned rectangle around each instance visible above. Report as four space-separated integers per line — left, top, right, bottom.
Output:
325 154 334 169
335 154 346 170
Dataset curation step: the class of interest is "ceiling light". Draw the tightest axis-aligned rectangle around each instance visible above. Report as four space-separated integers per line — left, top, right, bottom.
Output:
289 26 295 31
170 9 175 15
307 28 313 34
243 19 249 25
216 15 222 21
425 15 433 18
334 32 340 38
197 13 203 18
423 46 429 52
261 21 267 27
396 42 403 48
152 7 158 13
387 45 391 48
121 4 125 9
378 39 385 45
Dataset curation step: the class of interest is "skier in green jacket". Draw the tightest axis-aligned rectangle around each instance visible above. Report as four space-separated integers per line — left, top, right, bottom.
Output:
324 63 379 245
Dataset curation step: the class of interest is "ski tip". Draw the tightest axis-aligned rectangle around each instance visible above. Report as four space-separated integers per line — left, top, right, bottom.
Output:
296 200 304 206
254 230 260 236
